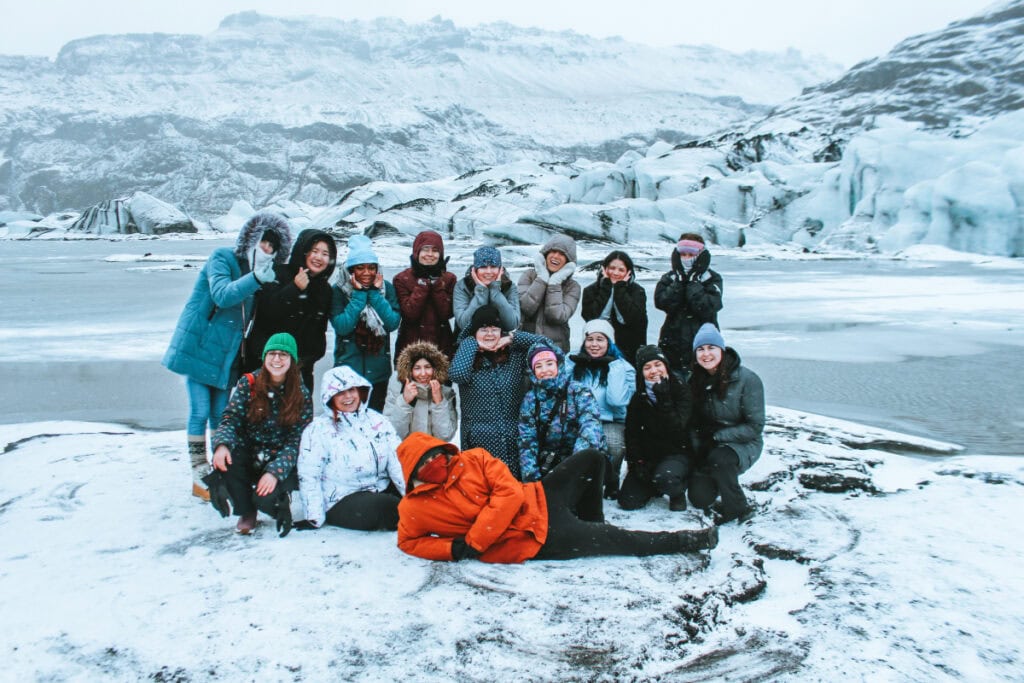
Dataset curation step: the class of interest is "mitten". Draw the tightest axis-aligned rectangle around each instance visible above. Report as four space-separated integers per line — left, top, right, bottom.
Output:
533 253 550 283
252 247 277 284
451 538 483 561
202 471 232 518
548 261 575 286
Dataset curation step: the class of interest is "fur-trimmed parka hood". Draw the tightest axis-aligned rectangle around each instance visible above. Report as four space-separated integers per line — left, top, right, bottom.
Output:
234 212 293 264
395 341 450 384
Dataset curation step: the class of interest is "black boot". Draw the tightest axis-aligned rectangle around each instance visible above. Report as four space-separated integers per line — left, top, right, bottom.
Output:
677 525 718 551
668 494 687 511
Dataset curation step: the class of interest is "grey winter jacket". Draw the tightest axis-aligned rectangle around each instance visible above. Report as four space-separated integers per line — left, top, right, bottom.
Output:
518 234 581 352
689 348 765 473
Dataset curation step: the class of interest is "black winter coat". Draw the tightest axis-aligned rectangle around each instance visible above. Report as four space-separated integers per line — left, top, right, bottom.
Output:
624 370 691 481
654 249 723 372
244 229 337 372
581 274 648 367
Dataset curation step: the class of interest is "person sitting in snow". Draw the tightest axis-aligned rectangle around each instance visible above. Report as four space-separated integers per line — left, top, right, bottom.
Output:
395 432 718 563
654 233 723 375
517 341 607 484
203 333 313 536
687 324 764 525
296 366 406 531
383 340 458 442
518 235 581 352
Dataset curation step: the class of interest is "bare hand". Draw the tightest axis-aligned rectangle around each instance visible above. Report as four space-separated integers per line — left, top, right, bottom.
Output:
493 333 513 351
256 472 278 497
429 379 443 404
212 445 232 472
402 380 419 404
293 267 310 291
470 268 486 288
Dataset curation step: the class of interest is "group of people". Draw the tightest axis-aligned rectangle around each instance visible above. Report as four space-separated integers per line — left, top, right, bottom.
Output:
162 213 764 563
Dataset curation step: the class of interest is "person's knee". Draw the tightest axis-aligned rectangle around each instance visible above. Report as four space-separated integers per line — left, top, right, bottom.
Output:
687 475 717 509
652 458 688 497
708 446 739 471
617 491 647 511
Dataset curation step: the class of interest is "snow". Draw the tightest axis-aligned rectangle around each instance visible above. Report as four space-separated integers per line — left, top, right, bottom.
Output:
1 409 1020 680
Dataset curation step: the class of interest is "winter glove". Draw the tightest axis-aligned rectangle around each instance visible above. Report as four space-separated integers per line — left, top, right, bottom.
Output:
274 493 293 538
689 250 710 281
202 471 231 518
548 261 576 286
292 520 318 532
533 253 550 283
451 538 483 561
252 247 277 284
652 378 673 405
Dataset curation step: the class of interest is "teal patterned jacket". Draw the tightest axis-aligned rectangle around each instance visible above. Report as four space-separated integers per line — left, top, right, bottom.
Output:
212 370 314 481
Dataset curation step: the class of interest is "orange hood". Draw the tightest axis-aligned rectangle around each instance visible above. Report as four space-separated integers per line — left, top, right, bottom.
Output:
397 432 460 492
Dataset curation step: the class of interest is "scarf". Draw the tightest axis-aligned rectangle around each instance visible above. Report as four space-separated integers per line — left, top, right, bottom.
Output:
598 278 627 325
341 279 387 353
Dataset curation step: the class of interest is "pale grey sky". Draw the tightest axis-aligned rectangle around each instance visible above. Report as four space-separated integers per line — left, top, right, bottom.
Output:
0 0 997 66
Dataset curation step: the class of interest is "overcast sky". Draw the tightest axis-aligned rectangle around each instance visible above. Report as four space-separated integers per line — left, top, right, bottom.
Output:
0 0 997 66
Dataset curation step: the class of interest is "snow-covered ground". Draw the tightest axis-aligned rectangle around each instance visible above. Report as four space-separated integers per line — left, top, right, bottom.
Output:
2 409 1021 680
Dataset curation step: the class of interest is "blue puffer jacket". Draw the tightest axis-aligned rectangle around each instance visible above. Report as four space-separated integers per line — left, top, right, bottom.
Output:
162 213 292 389
330 280 402 385
518 343 606 482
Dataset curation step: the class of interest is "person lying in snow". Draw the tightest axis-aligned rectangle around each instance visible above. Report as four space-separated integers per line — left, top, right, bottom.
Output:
395 432 718 563
203 333 312 536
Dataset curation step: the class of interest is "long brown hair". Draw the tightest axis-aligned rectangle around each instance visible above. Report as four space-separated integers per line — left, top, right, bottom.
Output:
246 361 305 427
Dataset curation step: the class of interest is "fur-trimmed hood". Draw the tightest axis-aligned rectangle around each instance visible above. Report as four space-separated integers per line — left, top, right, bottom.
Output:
288 229 337 282
234 212 293 264
395 341 450 384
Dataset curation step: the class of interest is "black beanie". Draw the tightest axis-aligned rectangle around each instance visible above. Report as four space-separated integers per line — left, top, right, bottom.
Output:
468 304 504 335
635 344 668 369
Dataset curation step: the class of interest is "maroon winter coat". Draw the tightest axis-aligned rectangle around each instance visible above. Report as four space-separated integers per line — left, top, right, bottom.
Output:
393 264 456 361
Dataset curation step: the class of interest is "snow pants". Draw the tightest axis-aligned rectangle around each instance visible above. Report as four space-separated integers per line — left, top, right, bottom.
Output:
325 488 401 531
616 455 689 511
688 445 748 516
534 449 689 559
223 455 298 518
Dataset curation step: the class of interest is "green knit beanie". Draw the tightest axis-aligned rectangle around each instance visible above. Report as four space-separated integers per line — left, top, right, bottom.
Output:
263 332 298 360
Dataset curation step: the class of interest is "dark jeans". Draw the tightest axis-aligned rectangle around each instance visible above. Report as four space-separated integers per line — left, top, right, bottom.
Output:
617 456 689 510
223 455 298 518
325 489 400 531
688 445 747 515
368 380 388 413
534 449 686 559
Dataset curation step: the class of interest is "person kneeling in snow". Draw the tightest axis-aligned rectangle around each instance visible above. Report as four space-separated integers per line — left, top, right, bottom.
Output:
396 432 717 563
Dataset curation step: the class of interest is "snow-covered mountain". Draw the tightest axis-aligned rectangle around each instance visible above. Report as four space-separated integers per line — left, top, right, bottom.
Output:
0 12 839 216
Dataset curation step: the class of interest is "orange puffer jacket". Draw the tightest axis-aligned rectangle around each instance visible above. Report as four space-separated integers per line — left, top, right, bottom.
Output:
396 432 548 563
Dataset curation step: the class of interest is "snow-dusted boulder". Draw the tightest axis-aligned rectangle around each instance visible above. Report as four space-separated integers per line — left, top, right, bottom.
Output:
69 192 196 235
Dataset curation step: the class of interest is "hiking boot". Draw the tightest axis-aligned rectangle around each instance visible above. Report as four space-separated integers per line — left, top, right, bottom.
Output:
192 482 210 502
678 525 718 552
236 513 257 535
714 505 756 526
668 494 687 512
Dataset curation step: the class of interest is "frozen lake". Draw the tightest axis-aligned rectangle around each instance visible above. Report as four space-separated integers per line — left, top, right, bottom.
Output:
0 237 1021 455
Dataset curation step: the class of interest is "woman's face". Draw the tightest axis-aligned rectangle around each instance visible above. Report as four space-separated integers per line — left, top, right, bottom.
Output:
351 263 377 288
475 325 502 349
584 332 609 358
258 240 275 255
695 345 723 373
411 358 434 384
642 359 669 383
475 265 500 284
305 241 331 275
417 244 440 266
532 357 559 380
331 387 362 413
545 250 567 273
264 350 292 382
603 259 629 284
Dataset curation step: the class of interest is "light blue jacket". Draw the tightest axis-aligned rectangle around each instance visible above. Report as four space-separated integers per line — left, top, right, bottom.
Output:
162 212 292 389
564 354 635 423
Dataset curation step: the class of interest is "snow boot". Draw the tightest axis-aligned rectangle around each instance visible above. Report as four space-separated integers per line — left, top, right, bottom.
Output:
714 504 756 526
677 525 718 552
668 494 687 512
236 513 257 535
189 435 211 502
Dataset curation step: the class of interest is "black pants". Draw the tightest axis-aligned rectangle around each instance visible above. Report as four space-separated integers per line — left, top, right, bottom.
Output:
617 456 689 510
534 450 687 559
688 446 747 514
325 490 400 531
300 365 315 394
223 455 298 518
368 379 388 413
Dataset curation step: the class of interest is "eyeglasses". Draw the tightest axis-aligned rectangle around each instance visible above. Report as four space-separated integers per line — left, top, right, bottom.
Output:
266 351 291 360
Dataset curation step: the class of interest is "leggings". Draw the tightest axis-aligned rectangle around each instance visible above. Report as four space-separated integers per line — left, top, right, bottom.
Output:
534 449 687 559
325 490 401 531
185 377 230 437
